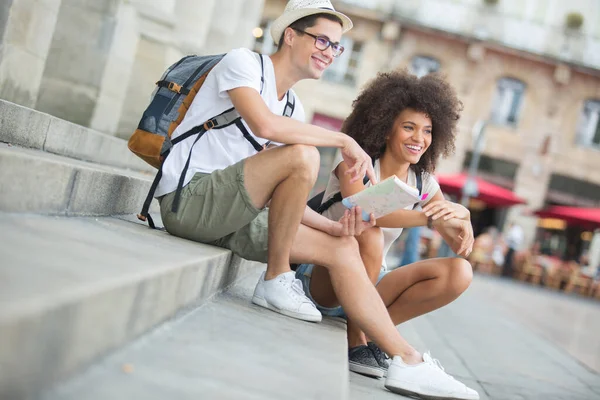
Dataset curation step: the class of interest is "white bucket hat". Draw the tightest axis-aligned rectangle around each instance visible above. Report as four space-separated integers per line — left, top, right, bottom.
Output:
270 0 353 45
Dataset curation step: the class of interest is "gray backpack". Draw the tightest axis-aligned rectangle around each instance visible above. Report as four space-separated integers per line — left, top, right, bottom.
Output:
128 52 296 228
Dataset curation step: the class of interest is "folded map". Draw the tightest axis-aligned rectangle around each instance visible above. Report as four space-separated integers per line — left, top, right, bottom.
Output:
341 175 424 221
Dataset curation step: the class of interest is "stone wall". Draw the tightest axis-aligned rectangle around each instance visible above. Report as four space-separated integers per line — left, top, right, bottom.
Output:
0 0 61 108
0 0 265 137
36 0 120 126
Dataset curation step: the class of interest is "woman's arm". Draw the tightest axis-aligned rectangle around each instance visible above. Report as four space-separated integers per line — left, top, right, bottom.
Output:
302 206 337 235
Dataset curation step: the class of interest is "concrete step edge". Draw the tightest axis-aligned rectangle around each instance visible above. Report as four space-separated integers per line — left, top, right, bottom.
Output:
0 99 153 173
43 269 350 400
0 143 158 216
0 213 263 400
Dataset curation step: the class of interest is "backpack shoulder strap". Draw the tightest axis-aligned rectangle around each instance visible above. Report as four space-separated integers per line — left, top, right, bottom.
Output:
255 52 265 95
283 90 295 118
316 165 373 214
412 170 423 210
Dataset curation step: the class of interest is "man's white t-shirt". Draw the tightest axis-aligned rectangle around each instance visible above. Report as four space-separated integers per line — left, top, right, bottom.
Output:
155 48 305 198
321 152 440 268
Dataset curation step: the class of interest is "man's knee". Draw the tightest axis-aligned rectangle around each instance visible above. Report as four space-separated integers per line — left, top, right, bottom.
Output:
287 144 320 182
358 227 384 254
336 236 362 265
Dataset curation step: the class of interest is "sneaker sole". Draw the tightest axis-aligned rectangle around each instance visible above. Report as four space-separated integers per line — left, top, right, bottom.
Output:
349 361 385 379
251 295 322 323
384 380 479 400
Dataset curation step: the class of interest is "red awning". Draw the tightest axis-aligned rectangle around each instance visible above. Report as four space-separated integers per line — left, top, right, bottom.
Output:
436 173 527 207
534 206 600 229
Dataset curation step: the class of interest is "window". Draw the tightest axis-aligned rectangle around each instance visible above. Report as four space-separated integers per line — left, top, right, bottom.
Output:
322 37 363 86
576 100 600 149
490 77 526 126
410 55 440 78
253 20 275 55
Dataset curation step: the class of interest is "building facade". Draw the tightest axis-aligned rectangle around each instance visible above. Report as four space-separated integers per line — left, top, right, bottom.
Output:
255 0 600 252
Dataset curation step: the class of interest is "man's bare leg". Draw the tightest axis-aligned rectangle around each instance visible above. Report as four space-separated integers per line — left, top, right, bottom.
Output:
242 144 319 279
310 228 385 348
290 224 422 364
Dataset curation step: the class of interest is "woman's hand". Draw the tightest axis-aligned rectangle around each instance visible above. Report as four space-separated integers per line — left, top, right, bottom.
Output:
433 217 474 257
330 206 376 237
423 200 470 222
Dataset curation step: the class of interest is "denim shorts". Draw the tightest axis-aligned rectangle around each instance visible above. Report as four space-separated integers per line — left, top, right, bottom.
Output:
295 264 387 318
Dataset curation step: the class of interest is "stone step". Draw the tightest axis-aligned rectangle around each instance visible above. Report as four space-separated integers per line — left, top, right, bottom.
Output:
0 212 263 400
0 99 152 173
43 269 349 400
0 143 159 216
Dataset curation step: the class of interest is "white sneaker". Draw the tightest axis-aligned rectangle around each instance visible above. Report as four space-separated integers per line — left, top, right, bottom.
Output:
252 271 322 322
384 352 479 400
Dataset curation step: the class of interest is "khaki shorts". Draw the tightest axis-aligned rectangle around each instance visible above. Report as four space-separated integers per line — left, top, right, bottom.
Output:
159 159 269 263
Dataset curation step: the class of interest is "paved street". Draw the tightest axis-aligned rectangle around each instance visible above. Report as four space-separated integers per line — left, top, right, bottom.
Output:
350 274 600 400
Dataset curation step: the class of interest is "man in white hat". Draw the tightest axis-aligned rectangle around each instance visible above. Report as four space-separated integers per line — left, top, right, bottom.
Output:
156 1 478 398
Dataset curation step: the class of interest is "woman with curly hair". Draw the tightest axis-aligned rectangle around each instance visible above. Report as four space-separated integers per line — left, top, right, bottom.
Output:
295 70 479 399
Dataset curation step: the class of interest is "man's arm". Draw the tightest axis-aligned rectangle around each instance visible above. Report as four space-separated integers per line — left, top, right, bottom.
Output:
228 87 376 184
302 206 337 236
229 87 345 146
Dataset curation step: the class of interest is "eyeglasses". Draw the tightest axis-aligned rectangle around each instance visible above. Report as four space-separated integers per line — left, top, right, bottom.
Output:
291 28 345 58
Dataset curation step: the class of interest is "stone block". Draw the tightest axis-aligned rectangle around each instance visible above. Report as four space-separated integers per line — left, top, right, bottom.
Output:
0 0 14 45
39 0 62 10
39 267 349 400
67 166 152 216
0 44 45 107
63 0 120 17
3 0 34 48
89 92 127 136
44 116 151 172
0 213 234 399
25 0 60 58
0 144 154 215
36 77 97 127
0 145 72 213
0 99 50 149
41 3 115 88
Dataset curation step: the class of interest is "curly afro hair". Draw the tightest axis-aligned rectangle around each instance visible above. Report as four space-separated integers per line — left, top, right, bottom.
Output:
341 69 463 175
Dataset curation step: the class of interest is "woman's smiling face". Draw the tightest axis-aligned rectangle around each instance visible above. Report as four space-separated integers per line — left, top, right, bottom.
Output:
387 108 433 164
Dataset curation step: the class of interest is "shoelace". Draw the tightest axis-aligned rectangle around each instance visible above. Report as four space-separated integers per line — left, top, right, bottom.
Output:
290 278 312 303
426 353 463 386
370 344 389 364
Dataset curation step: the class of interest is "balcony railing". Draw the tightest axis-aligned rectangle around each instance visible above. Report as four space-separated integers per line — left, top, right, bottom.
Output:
337 0 600 70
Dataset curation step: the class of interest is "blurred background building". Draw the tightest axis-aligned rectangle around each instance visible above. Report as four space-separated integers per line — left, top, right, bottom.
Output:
256 0 600 261
1 0 599 260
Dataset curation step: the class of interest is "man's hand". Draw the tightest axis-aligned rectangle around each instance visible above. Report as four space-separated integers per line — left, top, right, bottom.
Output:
329 206 376 237
341 138 377 185
433 217 474 257
423 200 470 222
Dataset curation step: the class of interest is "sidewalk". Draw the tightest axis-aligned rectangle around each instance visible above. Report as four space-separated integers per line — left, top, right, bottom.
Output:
350 275 600 400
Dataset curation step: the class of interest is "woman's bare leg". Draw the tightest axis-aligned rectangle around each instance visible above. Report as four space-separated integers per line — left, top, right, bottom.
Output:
346 228 384 348
376 257 473 326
